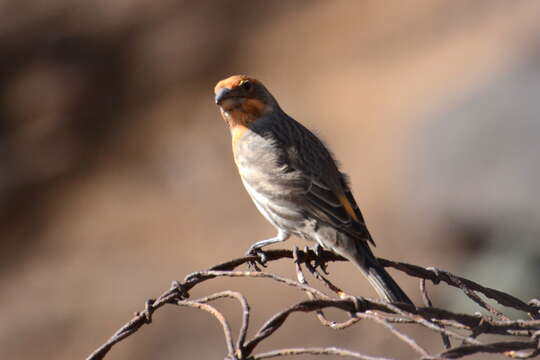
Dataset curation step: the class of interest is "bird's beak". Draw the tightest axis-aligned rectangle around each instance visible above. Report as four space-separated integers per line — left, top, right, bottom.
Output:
215 87 232 105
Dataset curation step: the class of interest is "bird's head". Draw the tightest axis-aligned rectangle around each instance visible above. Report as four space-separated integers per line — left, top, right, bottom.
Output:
214 75 276 127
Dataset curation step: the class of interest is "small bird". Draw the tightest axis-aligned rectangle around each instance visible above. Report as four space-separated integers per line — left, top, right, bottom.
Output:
214 75 412 304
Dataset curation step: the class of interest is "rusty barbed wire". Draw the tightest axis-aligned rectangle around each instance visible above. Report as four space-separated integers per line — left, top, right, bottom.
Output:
86 248 540 360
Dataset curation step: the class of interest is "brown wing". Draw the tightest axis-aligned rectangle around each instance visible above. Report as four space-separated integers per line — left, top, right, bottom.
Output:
303 175 375 245
258 111 375 245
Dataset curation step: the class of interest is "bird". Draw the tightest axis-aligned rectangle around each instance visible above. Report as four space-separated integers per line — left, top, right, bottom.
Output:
214 74 412 304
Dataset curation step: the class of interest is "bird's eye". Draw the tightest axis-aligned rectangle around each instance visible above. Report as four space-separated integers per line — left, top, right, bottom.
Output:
240 81 252 91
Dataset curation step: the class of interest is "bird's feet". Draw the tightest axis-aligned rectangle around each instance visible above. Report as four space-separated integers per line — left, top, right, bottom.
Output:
305 244 329 274
244 231 291 270
245 245 268 271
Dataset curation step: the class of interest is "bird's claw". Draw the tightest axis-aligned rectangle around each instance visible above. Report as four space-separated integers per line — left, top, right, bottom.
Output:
313 243 325 258
304 245 329 274
314 257 329 274
246 247 268 270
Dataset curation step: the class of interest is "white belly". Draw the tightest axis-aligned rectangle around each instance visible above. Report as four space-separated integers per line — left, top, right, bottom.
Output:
240 177 305 234
241 177 281 228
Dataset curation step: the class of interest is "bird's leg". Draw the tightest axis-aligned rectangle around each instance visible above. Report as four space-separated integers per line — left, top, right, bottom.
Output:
311 243 329 274
313 243 323 257
246 229 290 255
245 230 290 270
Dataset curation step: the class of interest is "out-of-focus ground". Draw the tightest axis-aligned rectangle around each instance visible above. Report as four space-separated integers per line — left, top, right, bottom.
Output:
1 1 540 359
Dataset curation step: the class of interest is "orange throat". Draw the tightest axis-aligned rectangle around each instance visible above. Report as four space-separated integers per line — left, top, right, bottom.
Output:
220 98 265 126
230 123 249 148
220 98 266 151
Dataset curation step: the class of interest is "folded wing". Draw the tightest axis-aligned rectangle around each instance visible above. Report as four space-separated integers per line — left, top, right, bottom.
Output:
303 175 374 245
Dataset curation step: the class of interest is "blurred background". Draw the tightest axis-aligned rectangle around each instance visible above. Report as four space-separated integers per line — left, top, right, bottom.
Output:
2 1 540 359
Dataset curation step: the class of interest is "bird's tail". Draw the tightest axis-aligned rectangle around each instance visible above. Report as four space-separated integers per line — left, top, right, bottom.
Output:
349 242 413 305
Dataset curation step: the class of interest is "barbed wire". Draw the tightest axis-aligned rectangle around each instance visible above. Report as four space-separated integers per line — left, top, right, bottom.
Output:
86 248 540 360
